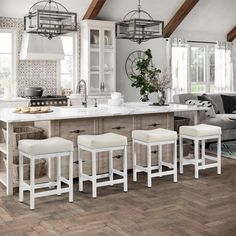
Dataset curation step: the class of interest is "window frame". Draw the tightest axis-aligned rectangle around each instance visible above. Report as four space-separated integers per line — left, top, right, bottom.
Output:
188 42 215 93
58 33 77 94
0 29 17 97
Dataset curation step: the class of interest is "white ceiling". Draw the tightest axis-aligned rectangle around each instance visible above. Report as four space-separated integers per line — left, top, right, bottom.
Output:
0 0 235 36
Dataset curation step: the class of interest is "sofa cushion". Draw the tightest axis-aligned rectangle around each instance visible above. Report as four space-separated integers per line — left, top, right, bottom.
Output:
206 94 225 114
201 114 236 130
198 94 219 114
221 95 236 114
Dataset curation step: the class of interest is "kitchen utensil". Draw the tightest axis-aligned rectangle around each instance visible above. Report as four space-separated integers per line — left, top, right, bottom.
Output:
25 87 43 97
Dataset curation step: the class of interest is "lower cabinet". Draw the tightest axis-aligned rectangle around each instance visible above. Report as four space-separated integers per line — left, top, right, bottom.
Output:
54 113 174 178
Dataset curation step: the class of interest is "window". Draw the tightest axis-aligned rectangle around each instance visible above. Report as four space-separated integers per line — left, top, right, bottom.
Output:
189 43 215 93
0 30 15 96
60 34 76 92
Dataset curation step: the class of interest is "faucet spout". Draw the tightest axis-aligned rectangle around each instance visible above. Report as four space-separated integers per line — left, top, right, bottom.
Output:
76 80 87 108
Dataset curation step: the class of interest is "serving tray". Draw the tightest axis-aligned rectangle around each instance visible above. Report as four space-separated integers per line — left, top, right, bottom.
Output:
13 110 53 114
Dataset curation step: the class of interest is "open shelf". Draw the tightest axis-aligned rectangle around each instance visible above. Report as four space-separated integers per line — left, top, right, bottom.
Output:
0 143 7 154
0 170 7 187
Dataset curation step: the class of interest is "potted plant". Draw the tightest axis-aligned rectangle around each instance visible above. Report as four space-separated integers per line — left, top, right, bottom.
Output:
130 49 161 101
130 49 170 104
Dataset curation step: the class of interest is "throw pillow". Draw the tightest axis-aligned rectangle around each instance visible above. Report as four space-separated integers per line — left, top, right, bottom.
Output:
221 95 236 113
185 99 202 106
199 100 216 118
198 94 219 114
185 99 216 118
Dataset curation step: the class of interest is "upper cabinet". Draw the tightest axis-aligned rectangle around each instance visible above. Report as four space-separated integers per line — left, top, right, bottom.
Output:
80 20 116 95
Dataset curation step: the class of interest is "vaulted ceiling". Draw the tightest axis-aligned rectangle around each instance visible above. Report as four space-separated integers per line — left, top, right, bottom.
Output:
0 0 235 39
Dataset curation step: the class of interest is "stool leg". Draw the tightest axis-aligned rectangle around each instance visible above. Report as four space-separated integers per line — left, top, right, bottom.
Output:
109 150 113 186
69 152 73 202
19 153 24 202
78 146 83 192
179 135 184 174
30 158 35 210
147 145 152 188
173 141 177 183
158 144 162 175
57 156 61 196
132 140 137 182
201 140 205 169
194 139 199 179
123 146 128 192
92 151 97 198
217 136 221 175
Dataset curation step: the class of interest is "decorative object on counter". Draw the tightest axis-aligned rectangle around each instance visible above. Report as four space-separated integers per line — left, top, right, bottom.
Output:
108 92 123 106
129 49 170 103
149 69 171 106
116 0 164 44
14 106 52 114
24 0 77 40
3 88 12 100
25 87 43 97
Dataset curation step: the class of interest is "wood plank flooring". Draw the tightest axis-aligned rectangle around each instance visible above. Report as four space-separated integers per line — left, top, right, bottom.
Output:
0 158 235 236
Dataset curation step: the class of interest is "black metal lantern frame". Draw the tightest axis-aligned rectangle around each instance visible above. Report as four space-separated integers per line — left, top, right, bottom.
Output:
24 0 77 39
116 0 164 44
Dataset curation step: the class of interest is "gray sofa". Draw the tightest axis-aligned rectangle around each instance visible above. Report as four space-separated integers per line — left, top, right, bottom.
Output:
173 93 236 142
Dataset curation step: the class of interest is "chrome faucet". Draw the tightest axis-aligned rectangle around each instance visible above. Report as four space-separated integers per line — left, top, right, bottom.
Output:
76 80 87 108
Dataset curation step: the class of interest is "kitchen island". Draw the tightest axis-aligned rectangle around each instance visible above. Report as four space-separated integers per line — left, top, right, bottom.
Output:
0 103 206 195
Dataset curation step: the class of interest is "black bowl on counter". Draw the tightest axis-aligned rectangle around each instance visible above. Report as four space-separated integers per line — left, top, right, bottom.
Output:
25 87 43 97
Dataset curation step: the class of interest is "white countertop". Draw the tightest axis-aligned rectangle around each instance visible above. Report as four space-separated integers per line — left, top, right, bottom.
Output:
0 103 206 123
0 97 30 102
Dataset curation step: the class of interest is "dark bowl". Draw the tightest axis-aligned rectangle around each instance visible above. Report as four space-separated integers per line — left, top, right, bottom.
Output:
25 87 43 97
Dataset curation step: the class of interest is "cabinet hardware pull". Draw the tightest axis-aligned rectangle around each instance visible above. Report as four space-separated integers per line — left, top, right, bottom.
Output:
148 123 160 127
112 126 125 130
113 155 123 159
152 150 158 154
73 160 85 164
70 129 86 134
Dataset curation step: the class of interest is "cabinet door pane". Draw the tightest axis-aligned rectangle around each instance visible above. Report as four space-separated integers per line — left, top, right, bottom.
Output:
90 29 100 48
104 30 113 48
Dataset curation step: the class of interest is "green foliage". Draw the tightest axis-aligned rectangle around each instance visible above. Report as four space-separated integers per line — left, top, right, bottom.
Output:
130 49 161 101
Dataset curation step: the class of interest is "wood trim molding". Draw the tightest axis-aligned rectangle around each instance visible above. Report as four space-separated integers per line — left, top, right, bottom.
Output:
164 0 199 38
83 0 106 20
227 26 236 42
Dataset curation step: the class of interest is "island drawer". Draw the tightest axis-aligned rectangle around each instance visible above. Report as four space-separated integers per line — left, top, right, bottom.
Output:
98 116 134 142
136 113 169 130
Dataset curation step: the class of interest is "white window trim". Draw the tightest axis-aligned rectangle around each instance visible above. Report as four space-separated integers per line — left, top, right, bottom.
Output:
0 29 17 97
188 42 215 93
57 33 78 94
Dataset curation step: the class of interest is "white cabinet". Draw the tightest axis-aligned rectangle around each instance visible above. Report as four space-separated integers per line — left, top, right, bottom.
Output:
80 20 116 95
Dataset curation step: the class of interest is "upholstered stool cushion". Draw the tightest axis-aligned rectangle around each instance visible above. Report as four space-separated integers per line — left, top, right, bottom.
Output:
19 137 74 156
78 133 127 149
132 128 177 143
180 124 222 137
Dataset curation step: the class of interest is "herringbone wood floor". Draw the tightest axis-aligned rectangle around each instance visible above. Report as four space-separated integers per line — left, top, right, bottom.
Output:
0 158 235 236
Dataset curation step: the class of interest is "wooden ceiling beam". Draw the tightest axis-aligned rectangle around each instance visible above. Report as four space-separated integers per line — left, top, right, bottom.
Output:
227 26 236 42
164 0 199 38
83 0 106 20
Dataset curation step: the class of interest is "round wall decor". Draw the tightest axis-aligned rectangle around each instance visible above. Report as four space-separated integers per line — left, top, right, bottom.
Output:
125 50 146 81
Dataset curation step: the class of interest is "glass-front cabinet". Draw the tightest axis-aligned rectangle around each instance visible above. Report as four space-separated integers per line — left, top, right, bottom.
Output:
80 20 116 95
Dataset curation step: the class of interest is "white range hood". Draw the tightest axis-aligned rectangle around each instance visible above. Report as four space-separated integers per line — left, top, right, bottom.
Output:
20 33 65 60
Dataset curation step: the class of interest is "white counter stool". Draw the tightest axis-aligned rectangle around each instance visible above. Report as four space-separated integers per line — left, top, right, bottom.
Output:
78 133 128 198
179 124 221 178
132 128 178 187
18 137 74 210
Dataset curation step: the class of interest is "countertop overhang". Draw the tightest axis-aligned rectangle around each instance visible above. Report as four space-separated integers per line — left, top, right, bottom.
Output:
0 103 206 123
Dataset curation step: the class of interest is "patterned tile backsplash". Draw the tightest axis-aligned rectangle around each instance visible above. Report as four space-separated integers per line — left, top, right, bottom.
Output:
0 17 58 96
